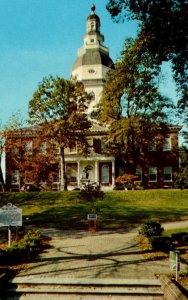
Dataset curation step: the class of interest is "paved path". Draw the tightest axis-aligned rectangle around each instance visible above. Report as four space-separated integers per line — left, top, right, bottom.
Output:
15 220 188 281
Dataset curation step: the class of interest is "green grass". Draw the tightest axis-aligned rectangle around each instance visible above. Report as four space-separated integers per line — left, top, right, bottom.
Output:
164 227 188 237
0 189 188 230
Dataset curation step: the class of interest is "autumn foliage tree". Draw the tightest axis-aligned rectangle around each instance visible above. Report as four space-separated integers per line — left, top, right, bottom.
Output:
106 0 188 136
100 38 174 174
28 76 92 190
0 123 6 191
106 0 188 107
2 112 27 191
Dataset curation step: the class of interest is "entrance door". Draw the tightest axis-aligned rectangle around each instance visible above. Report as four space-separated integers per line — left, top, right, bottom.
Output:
99 162 112 186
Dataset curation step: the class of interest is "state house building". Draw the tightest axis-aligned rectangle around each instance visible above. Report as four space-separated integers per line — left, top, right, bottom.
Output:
5 6 181 191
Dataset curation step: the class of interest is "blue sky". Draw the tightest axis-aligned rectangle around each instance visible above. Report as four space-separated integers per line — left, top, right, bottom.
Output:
0 0 177 126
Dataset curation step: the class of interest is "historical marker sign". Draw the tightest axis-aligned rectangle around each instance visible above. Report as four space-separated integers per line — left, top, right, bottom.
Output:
0 203 22 227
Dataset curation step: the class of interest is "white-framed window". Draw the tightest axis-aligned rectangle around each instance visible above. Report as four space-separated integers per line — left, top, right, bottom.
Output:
135 168 142 182
149 167 157 182
11 170 19 184
11 146 19 155
52 174 60 191
25 141 33 155
163 137 171 151
164 167 172 181
24 170 32 184
148 140 156 151
87 138 93 147
67 163 77 183
69 146 77 153
39 142 47 154
101 164 110 183
52 174 60 183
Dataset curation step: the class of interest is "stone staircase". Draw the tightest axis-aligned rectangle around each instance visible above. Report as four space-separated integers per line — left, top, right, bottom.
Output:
2 277 164 299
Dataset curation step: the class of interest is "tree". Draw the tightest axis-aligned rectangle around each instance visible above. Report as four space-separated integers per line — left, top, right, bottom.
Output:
1 112 27 191
99 38 174 174
4 111 29 191
106 0 188 107
0 122 6 191
175 146 188 188
28 76 92 190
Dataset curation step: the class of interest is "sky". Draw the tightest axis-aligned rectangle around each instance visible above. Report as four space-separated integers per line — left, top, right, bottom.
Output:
0 0 177 127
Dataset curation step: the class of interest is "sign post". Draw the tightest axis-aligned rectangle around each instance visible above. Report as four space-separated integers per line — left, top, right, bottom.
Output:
8 225 11 248
169 250 180 281
0 203 22 247
87 214 97 232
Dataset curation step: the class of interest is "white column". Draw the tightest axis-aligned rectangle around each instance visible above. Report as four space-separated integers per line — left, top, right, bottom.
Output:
112 160 115 187
77 161 80 187
60 156 64 191
95 161 98 184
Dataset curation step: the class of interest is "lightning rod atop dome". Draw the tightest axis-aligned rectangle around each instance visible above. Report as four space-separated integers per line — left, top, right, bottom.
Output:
91 4 96 14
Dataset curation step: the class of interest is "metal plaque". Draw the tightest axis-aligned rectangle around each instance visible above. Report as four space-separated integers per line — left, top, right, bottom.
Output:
0 203 22 226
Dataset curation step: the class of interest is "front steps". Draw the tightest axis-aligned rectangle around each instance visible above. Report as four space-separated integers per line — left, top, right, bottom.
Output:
2 277 164 299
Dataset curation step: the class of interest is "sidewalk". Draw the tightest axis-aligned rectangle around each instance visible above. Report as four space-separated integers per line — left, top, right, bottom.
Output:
15 220 188 281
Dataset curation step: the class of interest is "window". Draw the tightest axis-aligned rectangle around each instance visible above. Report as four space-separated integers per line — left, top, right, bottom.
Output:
52 174 60 191
163 137 171 151
39 142 47 154
91 21 94 30
135 168 142 182
93 138 101 153
149 167 157 182
164 167 172 181
11 146 19 155
101 164 109 183
148 140 156 151
69 143 77 153
69 147 76 153
24 171 33 184
87 139 93 147
25 141 32 155
12 170 19 184
66 164 77 183
90 91 95 100
101 139 107 153
52 174 59 183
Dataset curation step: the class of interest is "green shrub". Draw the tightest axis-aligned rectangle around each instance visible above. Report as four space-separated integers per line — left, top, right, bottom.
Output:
171 232 188 244
182 234 188 245
174 166 188 189
20 229 41 248
0 229 42 265
139 221 164 237
79 182 104 201
151 236 173 252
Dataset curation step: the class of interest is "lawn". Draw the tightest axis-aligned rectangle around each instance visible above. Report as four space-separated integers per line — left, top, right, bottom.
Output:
0 189 188 231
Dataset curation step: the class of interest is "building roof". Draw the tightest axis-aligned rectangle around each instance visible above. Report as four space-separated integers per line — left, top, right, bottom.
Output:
87 12 100 25
72 49 114 69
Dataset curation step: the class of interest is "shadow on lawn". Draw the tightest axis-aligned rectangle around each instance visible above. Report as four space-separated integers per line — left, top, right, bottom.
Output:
22 203 185 231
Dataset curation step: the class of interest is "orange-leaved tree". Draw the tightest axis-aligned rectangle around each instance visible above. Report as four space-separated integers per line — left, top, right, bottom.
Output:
28 76 92 191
